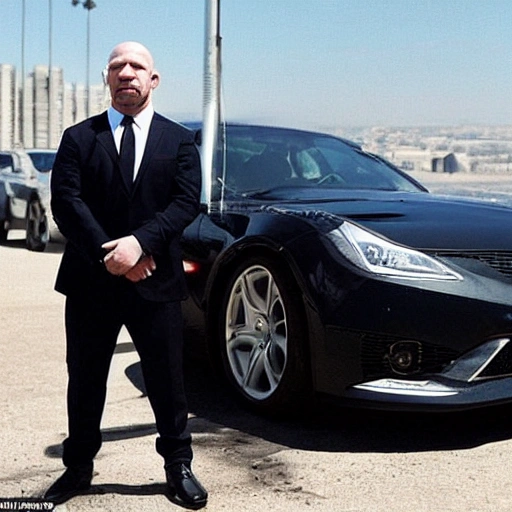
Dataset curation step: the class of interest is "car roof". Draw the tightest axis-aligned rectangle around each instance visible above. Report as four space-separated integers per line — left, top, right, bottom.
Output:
182 121 362 150
25 149 57 154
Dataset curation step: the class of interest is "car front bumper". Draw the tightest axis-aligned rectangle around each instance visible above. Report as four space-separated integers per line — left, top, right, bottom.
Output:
339 336 511 411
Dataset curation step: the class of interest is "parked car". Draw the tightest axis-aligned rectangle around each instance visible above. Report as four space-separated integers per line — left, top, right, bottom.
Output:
180 122 512 414
26 149 61 241
26 149 57 175
0 149 50 251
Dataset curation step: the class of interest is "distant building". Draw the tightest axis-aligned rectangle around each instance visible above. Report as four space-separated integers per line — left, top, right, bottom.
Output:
432 153 458 173
33 65 51 148
63 83 76 131
48 67 65 149
89 84 109 119
21 73 33 148
383 147 460 174
0 64 16 149
384 147 432 173
0 62 107 150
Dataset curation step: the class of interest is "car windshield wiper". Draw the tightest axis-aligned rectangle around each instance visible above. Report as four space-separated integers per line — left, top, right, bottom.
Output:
217 176 308 198
241 185 309 198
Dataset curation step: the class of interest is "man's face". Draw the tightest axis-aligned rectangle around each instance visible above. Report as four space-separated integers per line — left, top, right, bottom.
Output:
107 43 159 115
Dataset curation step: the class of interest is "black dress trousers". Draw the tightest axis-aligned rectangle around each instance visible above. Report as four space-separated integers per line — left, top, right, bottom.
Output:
62 279 192 467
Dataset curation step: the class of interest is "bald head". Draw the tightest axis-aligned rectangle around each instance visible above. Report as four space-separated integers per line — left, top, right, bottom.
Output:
106 41 160 116
108 41 155 70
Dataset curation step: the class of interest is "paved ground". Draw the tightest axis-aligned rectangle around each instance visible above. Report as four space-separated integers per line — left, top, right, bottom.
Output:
2 174 512 511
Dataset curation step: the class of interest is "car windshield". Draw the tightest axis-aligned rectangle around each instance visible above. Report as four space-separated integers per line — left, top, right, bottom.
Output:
215 125 422 198
28 152 56 173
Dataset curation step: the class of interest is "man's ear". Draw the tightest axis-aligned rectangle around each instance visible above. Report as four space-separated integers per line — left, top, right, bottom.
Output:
151 71 160 89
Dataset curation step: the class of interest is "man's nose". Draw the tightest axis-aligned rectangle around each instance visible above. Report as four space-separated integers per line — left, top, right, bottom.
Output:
118 64 136 79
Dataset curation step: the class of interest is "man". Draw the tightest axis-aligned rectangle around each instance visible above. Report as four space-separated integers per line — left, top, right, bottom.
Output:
44 41 207 509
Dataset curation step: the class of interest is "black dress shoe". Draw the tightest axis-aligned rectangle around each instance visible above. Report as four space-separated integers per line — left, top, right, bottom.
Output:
165 463 208 509
43 463 93 504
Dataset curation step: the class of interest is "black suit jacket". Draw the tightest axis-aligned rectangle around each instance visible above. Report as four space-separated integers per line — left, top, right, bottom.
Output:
51 111 201 302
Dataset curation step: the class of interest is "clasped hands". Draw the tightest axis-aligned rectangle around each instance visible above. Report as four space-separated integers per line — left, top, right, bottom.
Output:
102 235 156 283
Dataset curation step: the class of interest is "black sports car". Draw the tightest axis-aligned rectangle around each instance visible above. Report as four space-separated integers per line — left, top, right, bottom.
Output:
180 123 512 414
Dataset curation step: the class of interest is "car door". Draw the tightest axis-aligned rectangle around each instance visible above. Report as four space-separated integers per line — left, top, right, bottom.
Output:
0 152 32 221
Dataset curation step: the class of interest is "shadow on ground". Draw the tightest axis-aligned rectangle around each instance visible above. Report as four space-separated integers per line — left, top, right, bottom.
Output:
35 245 512 458
116 325 512 457
0 239 64 253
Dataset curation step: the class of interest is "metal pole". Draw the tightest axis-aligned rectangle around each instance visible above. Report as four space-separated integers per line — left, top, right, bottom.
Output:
48 0 53 148
72 1 96 119
20 0 26 147
202 0 221 209
86 6 90 118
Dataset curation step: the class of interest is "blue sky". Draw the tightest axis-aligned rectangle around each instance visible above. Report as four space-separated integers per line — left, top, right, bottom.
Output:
1 0 512 129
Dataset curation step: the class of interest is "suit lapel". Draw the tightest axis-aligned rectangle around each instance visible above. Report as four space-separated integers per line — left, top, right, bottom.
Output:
132 115 165 193
95 111 133 193
95 112 118 164
93 112 169 196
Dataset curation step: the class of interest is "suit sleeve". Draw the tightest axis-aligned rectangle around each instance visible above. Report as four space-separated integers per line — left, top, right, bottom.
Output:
51 128 111 263
131 133 202 256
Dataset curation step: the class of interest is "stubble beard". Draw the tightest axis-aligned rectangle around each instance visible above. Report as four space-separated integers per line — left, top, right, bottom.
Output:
114 90 150 115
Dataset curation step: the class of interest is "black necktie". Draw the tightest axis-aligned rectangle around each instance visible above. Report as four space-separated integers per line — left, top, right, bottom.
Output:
120 115 135 189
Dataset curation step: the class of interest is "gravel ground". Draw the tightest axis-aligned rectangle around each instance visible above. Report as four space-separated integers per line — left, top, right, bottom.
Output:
2 173 512 512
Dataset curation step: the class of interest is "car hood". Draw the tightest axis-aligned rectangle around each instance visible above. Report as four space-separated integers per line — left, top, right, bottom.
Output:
255 188 512 251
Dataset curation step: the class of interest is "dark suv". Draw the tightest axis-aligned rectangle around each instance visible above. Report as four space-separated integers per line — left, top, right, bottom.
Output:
0 150 50 251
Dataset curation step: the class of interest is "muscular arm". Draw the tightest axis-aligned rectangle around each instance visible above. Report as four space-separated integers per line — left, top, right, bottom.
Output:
131 137 202 257
52 122 202 280
102 137 201 278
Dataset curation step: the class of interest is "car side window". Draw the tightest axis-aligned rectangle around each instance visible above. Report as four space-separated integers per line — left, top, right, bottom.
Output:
0 154 14 173
28 152 56 173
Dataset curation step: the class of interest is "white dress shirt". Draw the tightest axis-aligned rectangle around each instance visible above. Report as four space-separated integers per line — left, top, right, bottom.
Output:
108 105 154 181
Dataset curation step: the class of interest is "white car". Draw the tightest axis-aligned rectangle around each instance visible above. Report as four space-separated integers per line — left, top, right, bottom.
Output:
0 149 50 251
26 149 63 242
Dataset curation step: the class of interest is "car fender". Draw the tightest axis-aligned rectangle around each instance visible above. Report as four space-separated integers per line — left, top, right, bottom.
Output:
200 208 334 388
203 207 321 309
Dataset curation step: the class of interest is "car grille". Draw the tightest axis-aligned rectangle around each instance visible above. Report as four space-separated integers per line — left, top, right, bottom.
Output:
361 333 459 380
476 339 512 380
433 250 512 279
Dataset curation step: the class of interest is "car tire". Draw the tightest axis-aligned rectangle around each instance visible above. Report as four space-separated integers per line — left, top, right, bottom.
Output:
26 199 49 252
0 224 7 245
217 256 311 415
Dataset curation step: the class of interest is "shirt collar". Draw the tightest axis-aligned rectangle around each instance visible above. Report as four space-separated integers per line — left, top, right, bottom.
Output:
108 104 154 131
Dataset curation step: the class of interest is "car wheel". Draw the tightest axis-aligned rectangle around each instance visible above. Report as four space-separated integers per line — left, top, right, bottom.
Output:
0 223 7 244
218 256 311 414
26 199 49 252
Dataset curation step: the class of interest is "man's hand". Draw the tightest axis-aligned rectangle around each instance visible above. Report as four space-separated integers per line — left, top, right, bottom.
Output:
102 235 144 276
124 255 157 282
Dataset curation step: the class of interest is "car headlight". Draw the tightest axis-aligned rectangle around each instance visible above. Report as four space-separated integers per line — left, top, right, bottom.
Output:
327 221 462 281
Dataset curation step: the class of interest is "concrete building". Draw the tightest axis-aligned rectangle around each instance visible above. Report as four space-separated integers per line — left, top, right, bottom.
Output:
33 65 50 148
0 62 107 150
74 83 87 124
432 152 458 173
384 147 432 173
89 83 109 121
22 73 34 148
0 64 16 150
63 83 76 132
48 67 65 148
